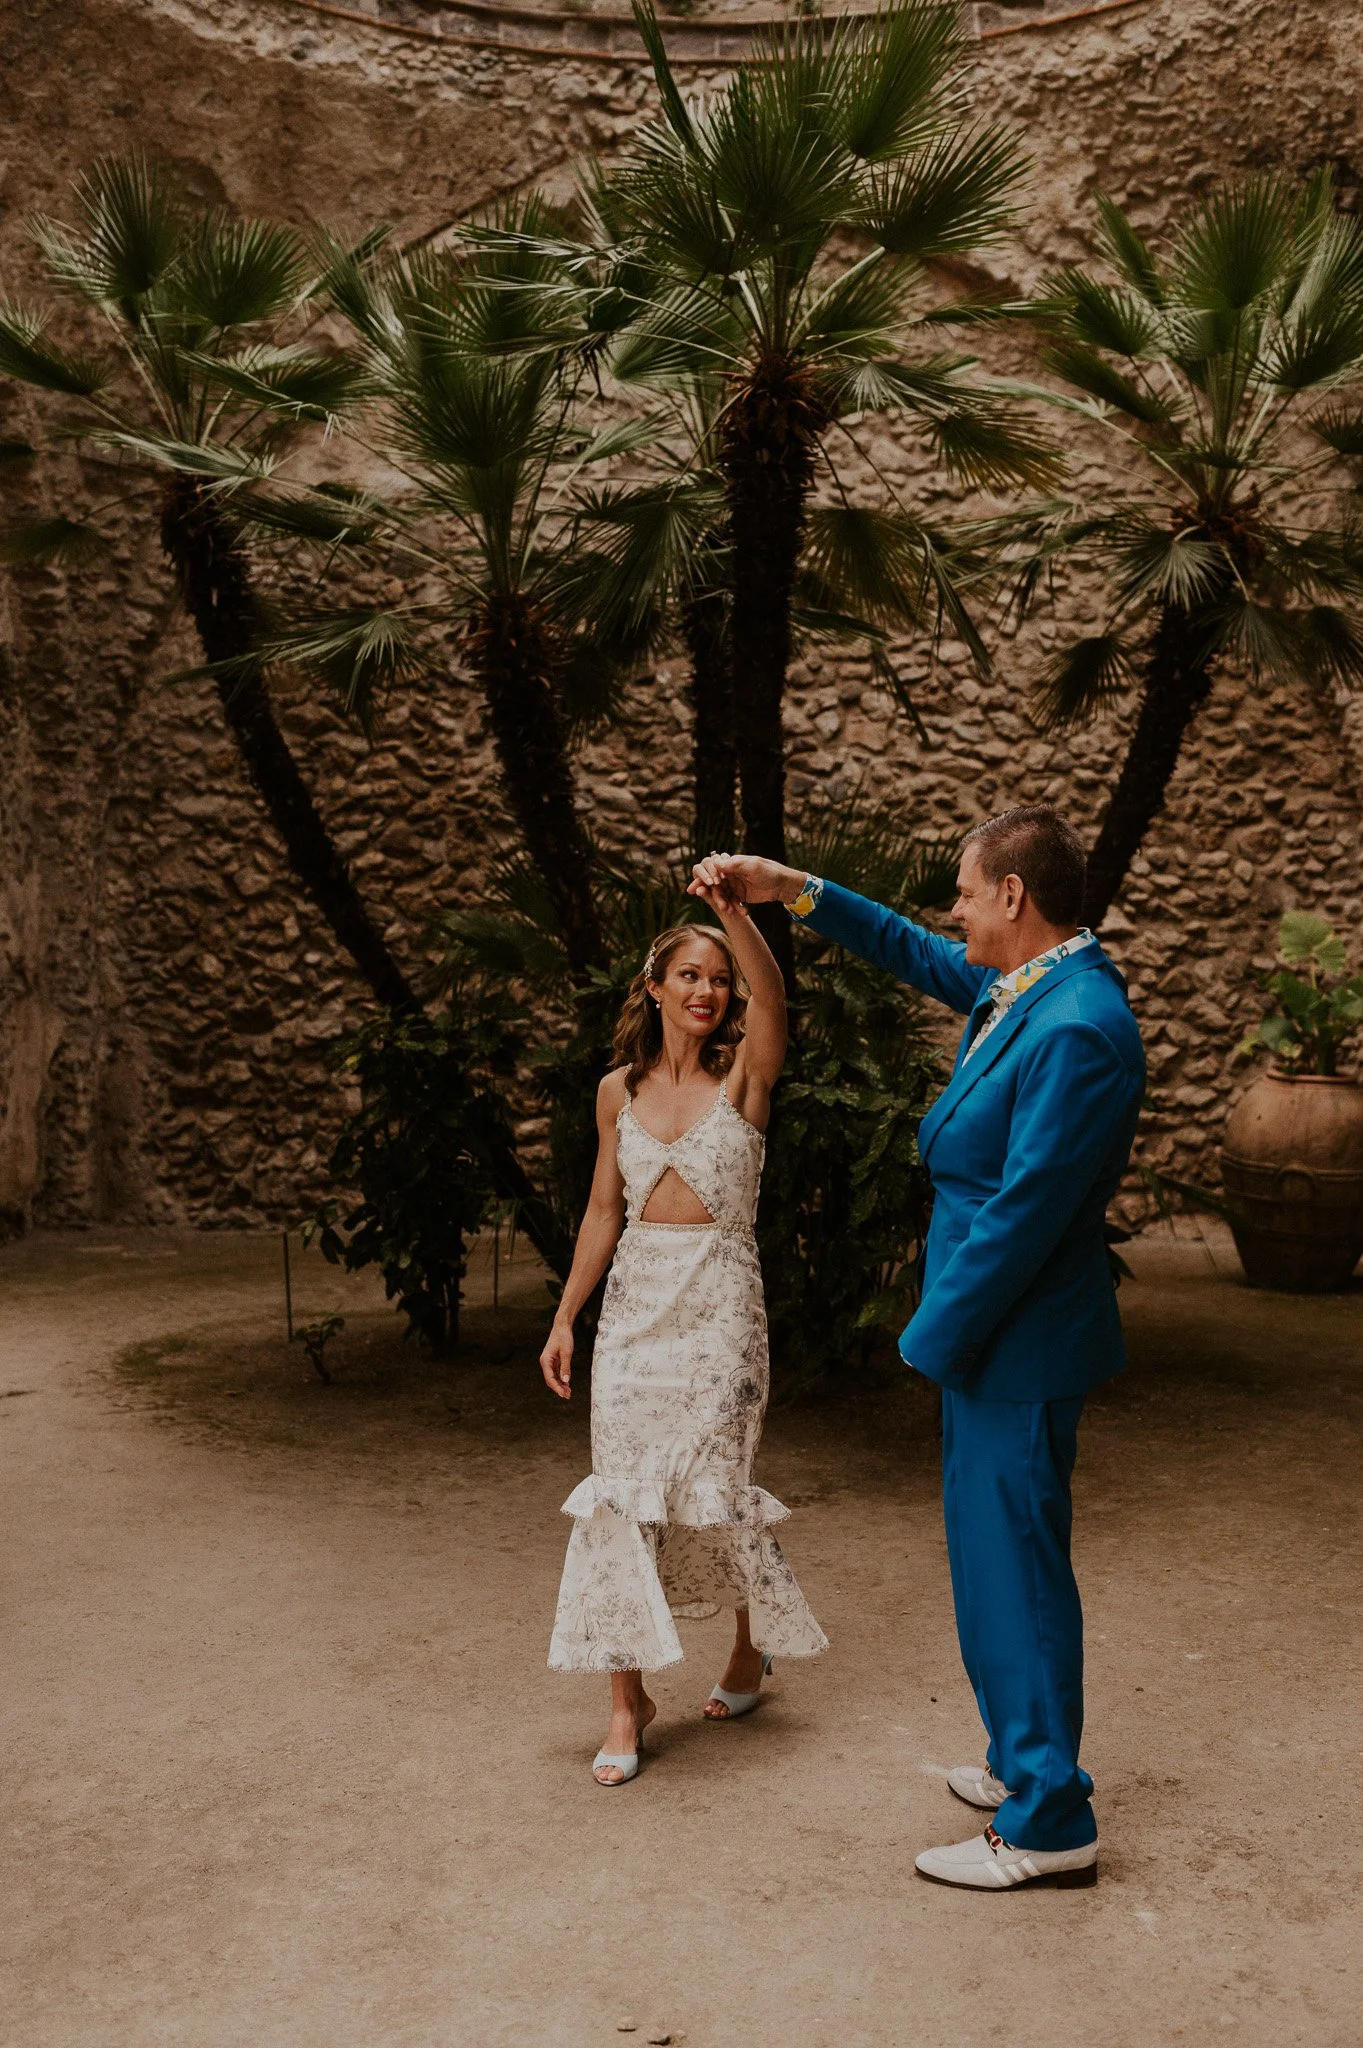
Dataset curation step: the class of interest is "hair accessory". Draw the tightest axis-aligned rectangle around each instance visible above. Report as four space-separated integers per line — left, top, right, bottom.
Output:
643 947 657 981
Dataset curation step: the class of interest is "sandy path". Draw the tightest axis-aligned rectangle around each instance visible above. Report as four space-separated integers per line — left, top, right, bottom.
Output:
1 1225 1360 2048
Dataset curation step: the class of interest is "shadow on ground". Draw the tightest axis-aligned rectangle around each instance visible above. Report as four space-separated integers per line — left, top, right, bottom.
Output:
2 1221 1360 2048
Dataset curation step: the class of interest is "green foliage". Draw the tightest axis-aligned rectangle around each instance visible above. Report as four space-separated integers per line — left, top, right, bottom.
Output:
1014 173 1363 730
1237 912 1363 1077
759 938 942 1380
0 155 382 688
306 999 527 1352
0 516 111 568
608 0 1053 484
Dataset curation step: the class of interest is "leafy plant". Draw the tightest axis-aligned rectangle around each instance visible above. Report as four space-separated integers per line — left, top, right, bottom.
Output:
306 994 566 1353
296 1314 345 1386
1238 911 1363 1076
1010 174 1363 924
0 155 418 1010
759 944 942 1378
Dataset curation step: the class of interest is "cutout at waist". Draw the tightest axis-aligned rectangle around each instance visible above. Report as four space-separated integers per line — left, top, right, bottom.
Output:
639 1161 716 1228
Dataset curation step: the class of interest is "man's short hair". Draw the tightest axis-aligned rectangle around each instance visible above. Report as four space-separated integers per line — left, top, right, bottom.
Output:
962 805 1087 926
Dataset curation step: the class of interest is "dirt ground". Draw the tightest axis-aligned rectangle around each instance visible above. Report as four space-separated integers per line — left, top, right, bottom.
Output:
1 1223 1360 2048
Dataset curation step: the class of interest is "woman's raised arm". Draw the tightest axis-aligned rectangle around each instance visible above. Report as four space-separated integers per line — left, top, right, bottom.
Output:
688 862 787 1091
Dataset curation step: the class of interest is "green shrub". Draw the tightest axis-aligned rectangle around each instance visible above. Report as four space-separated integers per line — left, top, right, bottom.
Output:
306 992 527 1353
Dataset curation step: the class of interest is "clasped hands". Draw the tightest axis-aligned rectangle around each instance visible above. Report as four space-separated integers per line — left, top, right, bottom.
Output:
687 852 802 915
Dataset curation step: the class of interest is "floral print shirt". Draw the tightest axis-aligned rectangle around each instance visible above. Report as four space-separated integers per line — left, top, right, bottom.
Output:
963 928 1096 1061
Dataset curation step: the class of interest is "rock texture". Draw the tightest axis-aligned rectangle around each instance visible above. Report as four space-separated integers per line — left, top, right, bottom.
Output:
1 0 1361 1231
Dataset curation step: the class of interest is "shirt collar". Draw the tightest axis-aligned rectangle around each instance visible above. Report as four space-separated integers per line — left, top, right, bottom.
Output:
986 927 1096 1004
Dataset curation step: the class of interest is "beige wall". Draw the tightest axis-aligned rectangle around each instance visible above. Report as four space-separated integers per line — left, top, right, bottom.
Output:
2 0 1361 1229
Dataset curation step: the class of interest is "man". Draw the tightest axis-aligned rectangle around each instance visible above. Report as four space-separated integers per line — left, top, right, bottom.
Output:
693 806 1145 1890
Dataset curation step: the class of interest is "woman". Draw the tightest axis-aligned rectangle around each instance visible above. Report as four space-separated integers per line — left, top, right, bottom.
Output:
541 872 827 1784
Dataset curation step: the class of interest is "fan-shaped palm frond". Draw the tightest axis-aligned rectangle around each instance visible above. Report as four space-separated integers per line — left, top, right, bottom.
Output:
789 792 960 912
265 607 421 733
0 302 108 394
30 155 183 306
1093 192 1164 307
226 482 389 546
1032 631 1133 730
189 343 370 421
1113 521 1226 609
1174 175 1299 314
1034 338 1178 427
171 216 308 329
1012 173 1363 923
801 504 936 633
930 396 1063 491
0 516 111 568
864 126 1023 260
833 0 965 162
1035 268 1161 359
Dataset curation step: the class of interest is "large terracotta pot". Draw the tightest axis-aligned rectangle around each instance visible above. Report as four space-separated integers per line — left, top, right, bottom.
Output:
1221 1070 1363 1290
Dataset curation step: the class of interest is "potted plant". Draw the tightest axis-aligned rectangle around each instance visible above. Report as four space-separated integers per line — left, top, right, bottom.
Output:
1222 913 1363 1290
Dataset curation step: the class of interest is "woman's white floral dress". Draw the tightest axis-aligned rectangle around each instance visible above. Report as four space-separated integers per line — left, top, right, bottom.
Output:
549 1077 828 1672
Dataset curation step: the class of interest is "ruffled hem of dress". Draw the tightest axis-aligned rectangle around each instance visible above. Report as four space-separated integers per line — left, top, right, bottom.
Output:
546 1639 686 1675
559 1473 791 1531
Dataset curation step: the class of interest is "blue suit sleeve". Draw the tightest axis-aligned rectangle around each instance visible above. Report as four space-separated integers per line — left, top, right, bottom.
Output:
903 1022 1137 1377
801 880 990 1016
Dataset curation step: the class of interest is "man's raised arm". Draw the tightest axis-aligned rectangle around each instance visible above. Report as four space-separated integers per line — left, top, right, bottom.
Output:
691 856 989 1018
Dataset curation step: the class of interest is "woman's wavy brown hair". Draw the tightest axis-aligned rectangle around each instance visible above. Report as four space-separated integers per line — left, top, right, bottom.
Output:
612 923 750 1094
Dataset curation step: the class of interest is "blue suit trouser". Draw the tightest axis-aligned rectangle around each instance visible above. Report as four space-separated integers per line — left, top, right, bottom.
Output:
941 1388 1097 1852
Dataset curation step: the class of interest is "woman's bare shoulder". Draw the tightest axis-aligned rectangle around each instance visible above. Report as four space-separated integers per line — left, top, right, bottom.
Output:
597 1066 631 1114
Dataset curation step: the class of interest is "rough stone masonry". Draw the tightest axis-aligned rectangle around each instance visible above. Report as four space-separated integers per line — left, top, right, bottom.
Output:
1 0 1360 1232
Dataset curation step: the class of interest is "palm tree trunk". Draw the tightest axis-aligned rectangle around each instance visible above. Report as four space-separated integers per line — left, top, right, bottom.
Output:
470 595 607 979
159 476 419 1013
161 483 574 1276
681 577 736 852
720 358 825 988
1084 604 1214 926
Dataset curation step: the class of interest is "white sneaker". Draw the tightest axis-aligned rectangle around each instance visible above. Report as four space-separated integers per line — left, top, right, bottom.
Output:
947 1764 1011 1809
915 1825 1098 1890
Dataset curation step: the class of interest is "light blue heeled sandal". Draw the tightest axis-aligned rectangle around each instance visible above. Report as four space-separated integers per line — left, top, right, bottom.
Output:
706 1652 773 1720
593 1732 643 1785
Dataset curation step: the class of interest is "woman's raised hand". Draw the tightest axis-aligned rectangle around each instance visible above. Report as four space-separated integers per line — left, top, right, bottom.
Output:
689 852 748 918
540 1321 573 1400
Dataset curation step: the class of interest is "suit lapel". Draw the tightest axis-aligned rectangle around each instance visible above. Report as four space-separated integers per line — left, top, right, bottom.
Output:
952 992 996 1077
920 944 1118 1163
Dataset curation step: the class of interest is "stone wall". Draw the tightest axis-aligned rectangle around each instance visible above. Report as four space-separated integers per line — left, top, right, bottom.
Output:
2 0 1361 1231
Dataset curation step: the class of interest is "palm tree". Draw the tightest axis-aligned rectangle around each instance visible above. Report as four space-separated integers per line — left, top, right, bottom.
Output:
0 157 420 1010
315 209 675 981
602 0 1057 971
1013 174 1363 924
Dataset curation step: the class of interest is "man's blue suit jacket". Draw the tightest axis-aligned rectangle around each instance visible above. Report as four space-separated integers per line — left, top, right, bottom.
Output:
803 881 1146 1403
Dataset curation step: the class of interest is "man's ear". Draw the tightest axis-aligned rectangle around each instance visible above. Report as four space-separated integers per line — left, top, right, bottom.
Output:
1003 873 1025 921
